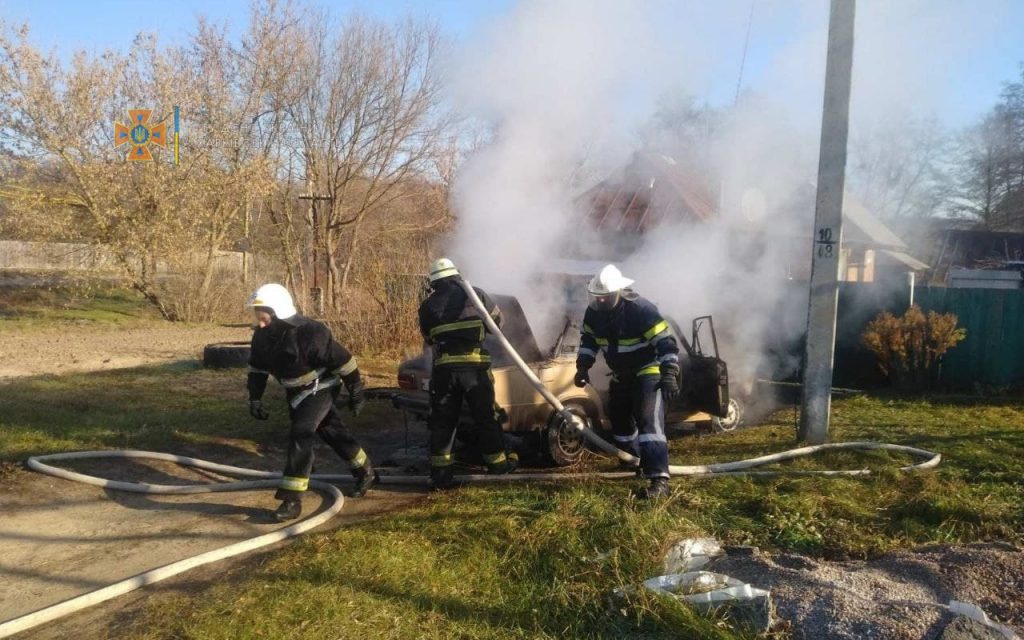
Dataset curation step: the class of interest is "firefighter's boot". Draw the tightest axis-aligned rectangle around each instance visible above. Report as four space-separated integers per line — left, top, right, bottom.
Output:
488 452 519 475
429 465 455 491
634 477 670 500
619 457 641 474
273 496 302 522
349 461 379 498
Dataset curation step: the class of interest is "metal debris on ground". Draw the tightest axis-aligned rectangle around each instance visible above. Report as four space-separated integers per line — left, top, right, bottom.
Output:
641 538 775 634
663 537 724 574
946 601 1021 640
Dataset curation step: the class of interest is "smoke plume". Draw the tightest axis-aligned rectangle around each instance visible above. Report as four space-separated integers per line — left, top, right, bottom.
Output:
445 0 1013 383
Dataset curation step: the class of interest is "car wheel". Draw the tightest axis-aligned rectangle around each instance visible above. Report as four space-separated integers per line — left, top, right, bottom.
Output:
710 398 744 433
202 342 251 368
543 402 589 467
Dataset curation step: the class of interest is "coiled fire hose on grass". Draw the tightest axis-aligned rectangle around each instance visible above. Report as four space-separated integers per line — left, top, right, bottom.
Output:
1 278 941 639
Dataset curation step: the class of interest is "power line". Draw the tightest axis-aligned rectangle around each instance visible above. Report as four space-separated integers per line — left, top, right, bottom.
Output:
734 0 757 106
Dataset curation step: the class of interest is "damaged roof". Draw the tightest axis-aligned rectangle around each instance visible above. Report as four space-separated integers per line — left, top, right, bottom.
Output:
575 154 929 270
576 153 715 233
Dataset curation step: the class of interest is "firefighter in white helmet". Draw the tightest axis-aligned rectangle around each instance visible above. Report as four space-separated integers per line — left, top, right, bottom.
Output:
575 265 680 499
246 283 376 522
417 258 518 489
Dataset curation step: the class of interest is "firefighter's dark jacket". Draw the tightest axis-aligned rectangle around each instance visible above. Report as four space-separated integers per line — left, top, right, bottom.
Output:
418 277 502 368
576 292 679 376
247 314 360 401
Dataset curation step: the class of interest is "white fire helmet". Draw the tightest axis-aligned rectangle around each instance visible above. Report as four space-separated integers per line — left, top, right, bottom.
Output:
247 283 297 320
428 257 460 283
587 264 634 311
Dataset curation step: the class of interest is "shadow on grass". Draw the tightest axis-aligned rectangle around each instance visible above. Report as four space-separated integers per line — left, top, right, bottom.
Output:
862 391 1024 408
0 361 285 463
259 534 640 638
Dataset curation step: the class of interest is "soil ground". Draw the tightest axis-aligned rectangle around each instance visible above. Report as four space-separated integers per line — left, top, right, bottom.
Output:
0 453 424 639
0 323 251 378
0 315 429 638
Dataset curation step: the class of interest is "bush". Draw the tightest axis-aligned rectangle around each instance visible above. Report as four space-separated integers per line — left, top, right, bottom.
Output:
318 237 433 358
323 274 428 358
861 305 966 392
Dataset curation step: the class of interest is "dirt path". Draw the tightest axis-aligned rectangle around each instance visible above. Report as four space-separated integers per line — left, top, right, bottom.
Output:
0 454 426 639
0 323 251 378
0 318 429 638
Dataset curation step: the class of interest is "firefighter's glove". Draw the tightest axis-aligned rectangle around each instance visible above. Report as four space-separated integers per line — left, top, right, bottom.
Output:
659 362 680 404
574 367 590 388
495 405 509 425
248 399 270 420
346 379 366 417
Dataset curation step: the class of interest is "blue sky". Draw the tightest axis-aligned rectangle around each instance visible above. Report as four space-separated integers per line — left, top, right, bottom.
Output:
0 0 510 45
2 0 1022 128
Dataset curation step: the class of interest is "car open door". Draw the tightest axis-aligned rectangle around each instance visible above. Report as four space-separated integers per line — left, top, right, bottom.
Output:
669 316 730 419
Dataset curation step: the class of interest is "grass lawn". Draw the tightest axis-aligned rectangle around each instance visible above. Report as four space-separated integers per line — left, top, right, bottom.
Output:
2 364 1022 639
0 282 161 329
0 360 399 464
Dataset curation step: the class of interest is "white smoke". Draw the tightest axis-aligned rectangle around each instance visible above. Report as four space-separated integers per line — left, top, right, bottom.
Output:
446 1 647 287
445 0 1013 377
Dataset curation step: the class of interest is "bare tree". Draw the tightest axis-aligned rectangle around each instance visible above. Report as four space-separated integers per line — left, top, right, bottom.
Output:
955 114 1004 228
848 114 953 221
0 19 282 320
954 64 1024 229
280 12 450 311
0 1 456 348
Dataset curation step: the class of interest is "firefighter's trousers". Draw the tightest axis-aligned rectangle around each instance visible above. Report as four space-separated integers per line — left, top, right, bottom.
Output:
427 366 509 471
608 372 670 479
277 388 368 499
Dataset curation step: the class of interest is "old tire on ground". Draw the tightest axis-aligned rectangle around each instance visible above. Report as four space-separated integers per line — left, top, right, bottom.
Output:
710 397 744 433
203 342 251 369
543 402 589 467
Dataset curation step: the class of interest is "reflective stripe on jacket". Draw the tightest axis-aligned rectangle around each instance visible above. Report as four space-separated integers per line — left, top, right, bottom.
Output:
418 278 502 368
576 292 679 376
246 315 359 402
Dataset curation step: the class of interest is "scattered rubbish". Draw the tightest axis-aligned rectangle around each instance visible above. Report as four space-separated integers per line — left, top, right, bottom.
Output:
644 571 774 634
663 537 724 574
645 571 744 597
945 601 1021 640
640 541 1024 639
722 544 759 557
638 539 775 634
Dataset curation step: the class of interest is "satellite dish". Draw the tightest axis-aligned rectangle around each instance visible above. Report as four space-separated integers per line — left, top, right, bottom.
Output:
741 188 767 223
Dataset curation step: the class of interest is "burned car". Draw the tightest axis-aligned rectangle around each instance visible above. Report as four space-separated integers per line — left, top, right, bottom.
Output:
393 294 744 466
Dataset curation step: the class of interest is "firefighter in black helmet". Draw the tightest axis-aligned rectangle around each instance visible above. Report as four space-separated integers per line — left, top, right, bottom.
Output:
418 258 518 489
246 283 378 522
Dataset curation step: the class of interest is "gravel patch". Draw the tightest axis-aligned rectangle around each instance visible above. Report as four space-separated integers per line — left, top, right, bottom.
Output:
709 542 1023 639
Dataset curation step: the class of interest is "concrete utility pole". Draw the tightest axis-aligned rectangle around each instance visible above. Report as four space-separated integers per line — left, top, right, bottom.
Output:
799 0 856 444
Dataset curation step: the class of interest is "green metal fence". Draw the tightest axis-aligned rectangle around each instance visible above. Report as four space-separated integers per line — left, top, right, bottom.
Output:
915 287 1024 390
824 283 1024 391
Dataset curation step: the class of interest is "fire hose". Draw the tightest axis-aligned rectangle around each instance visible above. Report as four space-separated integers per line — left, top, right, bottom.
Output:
457 277 941 477
1 277 941 639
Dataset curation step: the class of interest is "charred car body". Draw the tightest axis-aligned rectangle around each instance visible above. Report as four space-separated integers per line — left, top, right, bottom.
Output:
393 294 742 466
